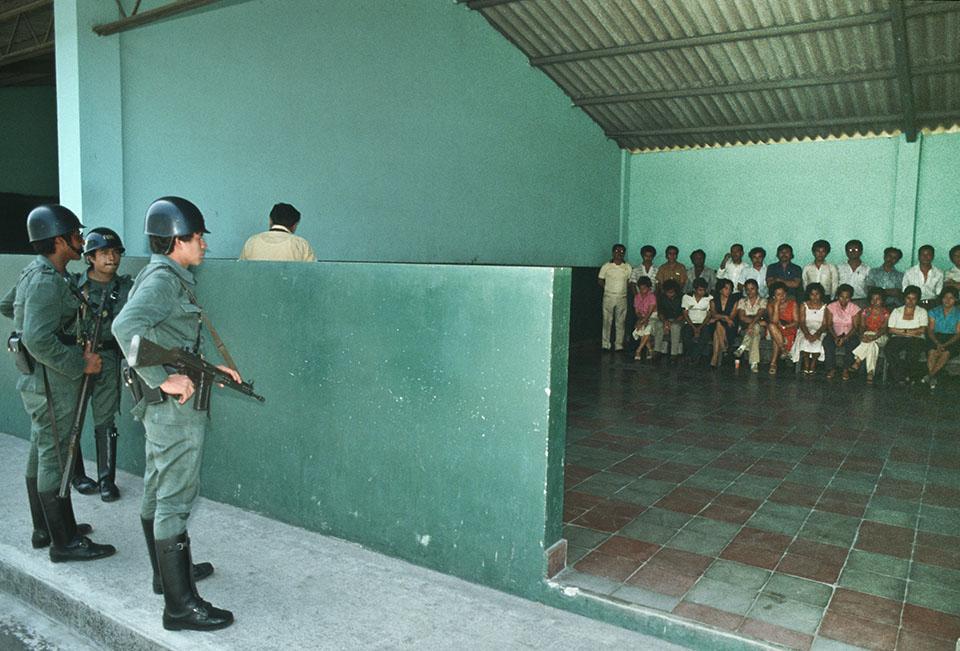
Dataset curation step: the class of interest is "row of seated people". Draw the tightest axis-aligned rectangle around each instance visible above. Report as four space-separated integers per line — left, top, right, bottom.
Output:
628 277 959 388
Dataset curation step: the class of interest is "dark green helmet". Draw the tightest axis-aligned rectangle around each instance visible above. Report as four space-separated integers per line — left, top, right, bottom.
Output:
144 196 210 237
26 205 85 243
83 227 125 256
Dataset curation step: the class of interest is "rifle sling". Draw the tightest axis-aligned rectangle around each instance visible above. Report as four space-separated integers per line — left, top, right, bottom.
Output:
41 365 65 473
176 280 238 372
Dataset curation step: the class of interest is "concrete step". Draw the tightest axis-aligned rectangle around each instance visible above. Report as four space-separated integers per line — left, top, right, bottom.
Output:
0 432 692 650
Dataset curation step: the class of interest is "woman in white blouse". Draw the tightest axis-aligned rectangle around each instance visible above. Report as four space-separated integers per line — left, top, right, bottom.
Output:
885 285 929 384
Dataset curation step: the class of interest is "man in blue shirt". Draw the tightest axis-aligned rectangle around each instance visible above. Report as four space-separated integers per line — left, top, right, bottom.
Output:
766 243 804 301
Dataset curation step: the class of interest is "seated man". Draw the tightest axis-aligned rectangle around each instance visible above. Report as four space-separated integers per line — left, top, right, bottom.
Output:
653 280 684 362
864 247 904 308
766 243 803 302
902 244 943 309
684 249 715 294
239 203 316 262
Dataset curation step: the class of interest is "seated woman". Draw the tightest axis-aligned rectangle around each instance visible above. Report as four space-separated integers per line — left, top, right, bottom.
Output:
792 282 832 376
654 280 684 362
924 286 960 389
766 282 799 374
734 278 767 373
849 288 890 383
824 284 861 379
681 277 712 364
885 285 929 384
632 276 657 361
708 278 738 368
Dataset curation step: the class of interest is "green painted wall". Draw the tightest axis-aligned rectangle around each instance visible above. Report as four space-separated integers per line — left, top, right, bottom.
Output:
915 133 960 259
0 87 58 196
97 0 620 265
0 254 569 596
625 132 960 268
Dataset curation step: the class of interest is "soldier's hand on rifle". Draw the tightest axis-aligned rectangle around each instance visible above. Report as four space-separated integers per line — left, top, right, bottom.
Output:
83 343 102 375
160 373 195 405
216 364 242 386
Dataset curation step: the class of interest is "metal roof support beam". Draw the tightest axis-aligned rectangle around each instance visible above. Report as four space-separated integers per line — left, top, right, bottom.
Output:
93 0 221 36
0 41 52 68
0 0 51 25
530 11 896 67
890 1 917 142
608 111 956 139
464 0 521 8
574 62 960 107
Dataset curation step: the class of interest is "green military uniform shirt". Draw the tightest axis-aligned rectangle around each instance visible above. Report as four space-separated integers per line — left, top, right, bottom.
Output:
74 270 133 428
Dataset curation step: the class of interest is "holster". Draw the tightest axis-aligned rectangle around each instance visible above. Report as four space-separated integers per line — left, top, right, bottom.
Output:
121 359 165 405
7 331 34 374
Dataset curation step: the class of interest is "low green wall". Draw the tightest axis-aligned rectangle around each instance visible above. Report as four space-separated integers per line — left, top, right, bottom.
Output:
0 255 570 597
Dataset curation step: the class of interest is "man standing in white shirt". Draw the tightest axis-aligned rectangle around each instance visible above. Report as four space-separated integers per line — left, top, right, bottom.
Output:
838 239 870 305
902 244 944 308
239 203 317 262
741 247 769 298
945 244 960 290
802 239 839 299
716 243 747 293
598 244 632 351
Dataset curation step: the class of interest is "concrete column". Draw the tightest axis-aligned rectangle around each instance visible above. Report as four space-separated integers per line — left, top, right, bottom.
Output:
54 0 124 237
891 133 923 265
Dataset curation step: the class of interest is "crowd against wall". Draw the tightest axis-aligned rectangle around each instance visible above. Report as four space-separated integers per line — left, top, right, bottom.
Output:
598 240 960 389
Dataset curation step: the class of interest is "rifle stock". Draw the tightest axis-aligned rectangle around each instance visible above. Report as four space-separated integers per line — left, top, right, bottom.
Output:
58 288 117 498
128 335 265 406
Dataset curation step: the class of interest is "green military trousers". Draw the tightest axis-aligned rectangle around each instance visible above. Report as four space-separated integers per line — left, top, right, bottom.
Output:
89 349 121 429
141 397 207 539
19 373 80 492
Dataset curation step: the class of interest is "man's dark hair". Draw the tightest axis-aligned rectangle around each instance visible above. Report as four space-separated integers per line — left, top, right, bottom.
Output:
845 239 863 251
918 244 935 256
777 243 793 255
661 279 680 294
950 244 960 259
884 246 903 260
690 249 705 261
640 244 657 257
665 245 679 256
731 243 744 252
31 237 57 255
270 203 301 229
149 234 193 255
812 239 831 254
749 246 766 258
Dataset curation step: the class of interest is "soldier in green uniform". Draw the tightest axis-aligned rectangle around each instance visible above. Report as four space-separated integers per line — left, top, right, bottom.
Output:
74 227 133 501
0 205 116 562
113 197 239 631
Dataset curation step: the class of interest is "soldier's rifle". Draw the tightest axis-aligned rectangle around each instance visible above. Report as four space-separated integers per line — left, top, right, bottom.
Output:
57 287 118 498
127 335 265 409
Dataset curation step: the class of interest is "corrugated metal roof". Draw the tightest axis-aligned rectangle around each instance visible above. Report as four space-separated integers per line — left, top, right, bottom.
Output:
466 0 960 150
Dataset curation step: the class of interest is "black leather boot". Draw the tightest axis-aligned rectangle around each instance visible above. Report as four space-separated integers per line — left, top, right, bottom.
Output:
39 490 115 562
156 532 232 631
141 518 214 594
26 477 91 548
95 427 120 502
71 440 99 495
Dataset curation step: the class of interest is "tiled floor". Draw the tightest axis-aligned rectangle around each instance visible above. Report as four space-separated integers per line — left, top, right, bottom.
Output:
558 349 960 651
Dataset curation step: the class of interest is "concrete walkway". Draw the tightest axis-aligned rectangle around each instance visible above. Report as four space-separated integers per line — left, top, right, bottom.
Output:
0 432 688 650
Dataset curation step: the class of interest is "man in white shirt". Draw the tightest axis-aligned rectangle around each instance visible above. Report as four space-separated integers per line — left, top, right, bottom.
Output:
837 239 870 304
802 239 839 299
902 244 944 307
741 247 769 298
945 244 960 290
716 243 747 293
239 203 317 262
598 244 632 351
629 244 659 294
